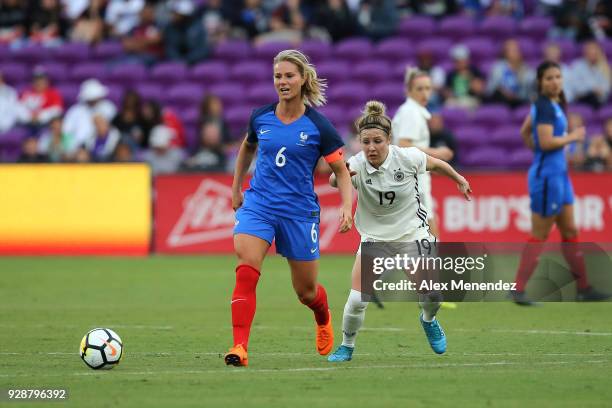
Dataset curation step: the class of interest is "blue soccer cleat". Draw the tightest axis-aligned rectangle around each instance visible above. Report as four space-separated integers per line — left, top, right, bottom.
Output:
327 345 354 362
420 314 447 354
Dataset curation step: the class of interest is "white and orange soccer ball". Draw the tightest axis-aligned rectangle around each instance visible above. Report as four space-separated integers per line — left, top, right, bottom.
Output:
79 328 123 369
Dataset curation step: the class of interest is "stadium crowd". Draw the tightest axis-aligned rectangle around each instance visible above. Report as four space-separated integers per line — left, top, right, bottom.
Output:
0 0 611 172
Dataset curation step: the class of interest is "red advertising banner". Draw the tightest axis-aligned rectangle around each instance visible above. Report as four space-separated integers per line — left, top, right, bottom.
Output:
154 173 612 254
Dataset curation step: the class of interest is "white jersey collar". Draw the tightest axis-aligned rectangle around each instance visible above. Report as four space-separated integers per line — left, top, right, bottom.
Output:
365 146 394 174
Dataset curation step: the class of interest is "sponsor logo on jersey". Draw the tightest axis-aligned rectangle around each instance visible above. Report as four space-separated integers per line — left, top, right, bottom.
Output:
366 179 372 185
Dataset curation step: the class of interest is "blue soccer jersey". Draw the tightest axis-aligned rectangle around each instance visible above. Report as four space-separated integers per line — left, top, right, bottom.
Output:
530 95 568 177
243 103 344 222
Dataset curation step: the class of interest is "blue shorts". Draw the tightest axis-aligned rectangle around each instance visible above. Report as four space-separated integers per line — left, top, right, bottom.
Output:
528 172 574 217
234 206 320 261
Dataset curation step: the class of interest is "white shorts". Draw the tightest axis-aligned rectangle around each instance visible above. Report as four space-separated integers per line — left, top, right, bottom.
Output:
356 230 434 255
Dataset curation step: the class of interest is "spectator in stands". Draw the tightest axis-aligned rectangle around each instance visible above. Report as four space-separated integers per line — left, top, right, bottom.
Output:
164 0 209 65
201 0 231 46
356 0 398 40
486 39 534 108
198 94 231 143
415 48 445 110
62 79 117 155
141 99 162 147
604 118 612 151
567 41 611 108
313 0 358 43
143 124 184 174
91 114 121 161
37 115 67 162
429 113 458 167
229 0 269 39
0 71 19 133
566 112 586 169
69 0 105 44
105 0 145 38
73 145 92 163
410 0 457 18
17 136 47 163
443 44 485 109
111 138 137 162
181 119 227 172
0 0 26 45
18 67 64 130
112 90 145 149
121 0 163 64
27 0 67 46
583 135 610 172
542 42 573 101
258 0 308 43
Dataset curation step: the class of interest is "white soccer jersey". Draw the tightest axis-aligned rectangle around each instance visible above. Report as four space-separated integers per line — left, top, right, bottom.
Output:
347 145 430 241
391 97 435 219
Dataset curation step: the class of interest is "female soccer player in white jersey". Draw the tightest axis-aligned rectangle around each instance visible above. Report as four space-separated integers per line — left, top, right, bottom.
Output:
224 50 354 367
327 101 471 362
392 68 454 238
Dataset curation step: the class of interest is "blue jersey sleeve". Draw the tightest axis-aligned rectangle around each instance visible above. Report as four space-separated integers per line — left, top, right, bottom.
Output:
534 97 556 126
247 103 276 144
305 108 344 157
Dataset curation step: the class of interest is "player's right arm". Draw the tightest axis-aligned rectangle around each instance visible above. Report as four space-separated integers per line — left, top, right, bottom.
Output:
534 99 585 151
520 114 534 150
231 136 257 210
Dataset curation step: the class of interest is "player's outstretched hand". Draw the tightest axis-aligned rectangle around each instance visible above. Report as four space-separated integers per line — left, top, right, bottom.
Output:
232 190 244 211
457 177 472 201
338 206 353 233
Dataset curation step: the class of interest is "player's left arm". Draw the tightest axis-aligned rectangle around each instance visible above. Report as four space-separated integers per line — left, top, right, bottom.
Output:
426 155 472 201
328 157 353 233
520 114 534 150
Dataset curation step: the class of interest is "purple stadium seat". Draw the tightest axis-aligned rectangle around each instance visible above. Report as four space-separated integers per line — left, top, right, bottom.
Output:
0 45 10 62
461 147 508 167
512 105 531 122
56 83 79 106
246 84 277 106
70 62 109 82
328 83 368 108
317 105 344 129
51 43 91 64
473 105 512 128
519 16 553 40
135 83 163 101
463 38 497 63
374 38 414 63
398 16 436 38
253 41 293 62
478 16 516 40
454 125 487 148
508 147 534 168
180 107 200 126
150 62 188 83
515 37 538 60
93 41 124 61
416 38 452 61
568 104 594 123
334 38 373 61
106 84 124 105
163 83 205 108
0 63 28 84
0 126 29 148
372 82 405 109
602 39 612 60
189 61 229 85
490 125 523 148
438 16 476 40
0 146 21 162
317 61 350 85
596 105 612 122
184 126 199 151
209 84 245 105
230 61 270 83
297 40 332 63
440 107 471 128
38 63 68 83
11 45 50 65
107 64 148 87
225 105 252 137
213 40 251 62
556 40 579 62
352 61 391 84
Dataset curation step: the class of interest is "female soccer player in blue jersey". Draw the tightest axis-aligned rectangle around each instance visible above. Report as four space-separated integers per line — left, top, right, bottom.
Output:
224 50 354 366
511 61 609 305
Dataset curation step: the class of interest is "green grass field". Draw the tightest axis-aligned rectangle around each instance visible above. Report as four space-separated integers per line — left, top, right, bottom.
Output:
1 255 611 407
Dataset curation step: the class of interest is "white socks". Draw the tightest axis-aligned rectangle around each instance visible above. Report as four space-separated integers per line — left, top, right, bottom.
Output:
341 289 369 348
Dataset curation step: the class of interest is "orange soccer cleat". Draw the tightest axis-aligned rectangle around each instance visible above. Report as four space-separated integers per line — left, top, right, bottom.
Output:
224 344 248 367
316 310 334 355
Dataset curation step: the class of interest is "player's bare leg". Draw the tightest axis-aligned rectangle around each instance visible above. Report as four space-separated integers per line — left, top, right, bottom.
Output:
225 234 270 367
289 259 334 355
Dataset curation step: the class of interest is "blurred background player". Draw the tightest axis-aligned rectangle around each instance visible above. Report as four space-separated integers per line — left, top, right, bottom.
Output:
511 61 610 306
327 100 471 362
225 50 353 367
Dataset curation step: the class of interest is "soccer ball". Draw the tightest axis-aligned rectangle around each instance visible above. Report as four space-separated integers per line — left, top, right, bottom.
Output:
79 328 123 370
